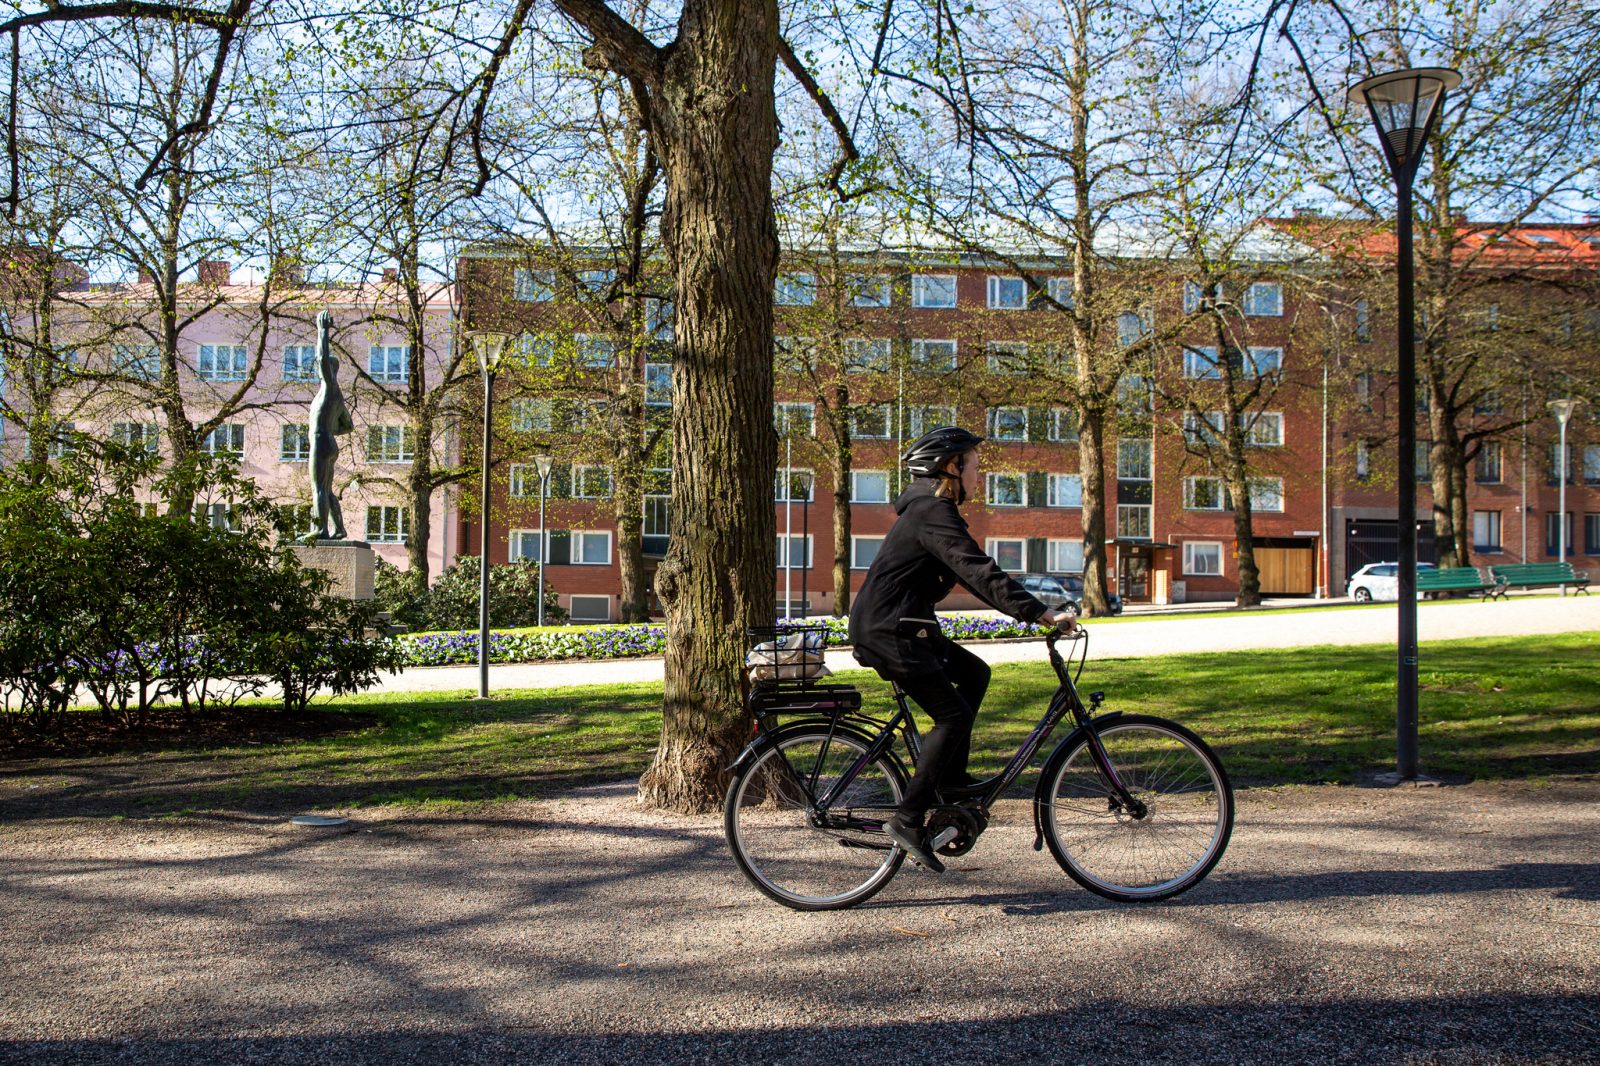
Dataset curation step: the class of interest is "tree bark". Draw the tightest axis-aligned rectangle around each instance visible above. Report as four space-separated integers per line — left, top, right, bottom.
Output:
829 427 851 617
639 0 780 813
1225 451 1261 607
1078 403 1112 615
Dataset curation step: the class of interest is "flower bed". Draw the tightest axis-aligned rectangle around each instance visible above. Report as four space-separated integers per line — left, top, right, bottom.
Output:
394 614 1049 668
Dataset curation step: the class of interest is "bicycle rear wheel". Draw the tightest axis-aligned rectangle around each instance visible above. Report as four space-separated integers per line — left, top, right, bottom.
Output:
1042 714 1233 902
725 725 905 911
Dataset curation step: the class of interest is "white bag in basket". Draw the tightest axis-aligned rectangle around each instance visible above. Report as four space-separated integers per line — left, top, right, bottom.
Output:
746 630 831 682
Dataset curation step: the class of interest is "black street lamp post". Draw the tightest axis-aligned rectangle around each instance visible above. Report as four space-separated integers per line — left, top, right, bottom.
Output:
534 453 553 626
468 330 512 700
1347 67 1461 781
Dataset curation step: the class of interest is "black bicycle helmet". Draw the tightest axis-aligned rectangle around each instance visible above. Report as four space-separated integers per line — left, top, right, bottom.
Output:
902 426 984 478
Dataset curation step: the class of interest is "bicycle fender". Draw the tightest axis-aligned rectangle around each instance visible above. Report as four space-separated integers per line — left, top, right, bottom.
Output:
1030 712 1127 851
724 720 911 783
726 732 778 775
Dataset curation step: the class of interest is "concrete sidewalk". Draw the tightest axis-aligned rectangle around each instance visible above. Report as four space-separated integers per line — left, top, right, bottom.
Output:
381 594 1600 694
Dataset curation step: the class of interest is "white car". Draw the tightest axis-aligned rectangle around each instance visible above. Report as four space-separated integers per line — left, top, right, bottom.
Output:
1345 561 1438 603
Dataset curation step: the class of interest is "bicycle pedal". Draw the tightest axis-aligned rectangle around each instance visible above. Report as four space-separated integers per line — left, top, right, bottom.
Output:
930 826 961 850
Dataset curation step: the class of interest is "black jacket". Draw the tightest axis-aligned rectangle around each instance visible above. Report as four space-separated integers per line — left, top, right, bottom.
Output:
849 479 1048 678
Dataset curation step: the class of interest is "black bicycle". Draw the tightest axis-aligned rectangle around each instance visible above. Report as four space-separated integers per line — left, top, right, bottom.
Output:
725 622 1234 910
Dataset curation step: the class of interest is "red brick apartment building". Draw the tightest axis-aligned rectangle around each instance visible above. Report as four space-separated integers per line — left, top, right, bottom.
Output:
457 225 1598 622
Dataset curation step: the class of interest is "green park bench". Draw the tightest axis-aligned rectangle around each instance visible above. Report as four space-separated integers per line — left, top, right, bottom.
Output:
1415 566 1505 601
1486 562 1590 598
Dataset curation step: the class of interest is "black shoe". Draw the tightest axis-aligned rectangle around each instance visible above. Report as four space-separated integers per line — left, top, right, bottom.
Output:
882 815 946 873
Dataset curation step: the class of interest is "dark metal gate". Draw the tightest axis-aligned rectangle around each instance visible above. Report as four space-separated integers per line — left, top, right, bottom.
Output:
1344 518 1437 585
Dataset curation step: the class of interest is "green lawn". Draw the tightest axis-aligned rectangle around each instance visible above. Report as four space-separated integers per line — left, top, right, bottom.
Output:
3 633 1595 819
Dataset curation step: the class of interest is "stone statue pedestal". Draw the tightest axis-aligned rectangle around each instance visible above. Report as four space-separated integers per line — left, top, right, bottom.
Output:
291 540 376 600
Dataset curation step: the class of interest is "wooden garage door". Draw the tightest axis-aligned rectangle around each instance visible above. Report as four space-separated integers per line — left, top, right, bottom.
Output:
1256 547 1316 594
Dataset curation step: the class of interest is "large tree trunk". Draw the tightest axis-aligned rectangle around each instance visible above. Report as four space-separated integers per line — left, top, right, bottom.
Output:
613 443 649 622
406 408 435 593
830 443 851 617
1428 398 1468 568
640 0 780 813
1078 404 1112 616
1226 453 1261 607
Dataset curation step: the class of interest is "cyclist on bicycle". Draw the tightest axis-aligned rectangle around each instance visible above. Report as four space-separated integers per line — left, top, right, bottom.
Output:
849 426 1077 872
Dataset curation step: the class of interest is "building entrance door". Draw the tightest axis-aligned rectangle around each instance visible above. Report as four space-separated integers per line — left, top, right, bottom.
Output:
1119 549 1151 602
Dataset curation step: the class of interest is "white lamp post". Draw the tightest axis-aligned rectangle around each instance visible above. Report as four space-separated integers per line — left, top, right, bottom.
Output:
1548 399 1579 594
1348 66 1461 782
534 453 553 625
467 329 512 700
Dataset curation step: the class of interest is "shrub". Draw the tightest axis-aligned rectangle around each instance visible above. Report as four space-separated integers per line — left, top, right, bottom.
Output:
410 554 567 630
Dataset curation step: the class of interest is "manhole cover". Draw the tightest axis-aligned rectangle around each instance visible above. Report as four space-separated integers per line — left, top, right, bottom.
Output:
290 815 350 827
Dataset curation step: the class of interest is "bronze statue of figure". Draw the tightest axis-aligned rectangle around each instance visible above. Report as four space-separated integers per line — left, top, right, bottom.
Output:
308 310 353 540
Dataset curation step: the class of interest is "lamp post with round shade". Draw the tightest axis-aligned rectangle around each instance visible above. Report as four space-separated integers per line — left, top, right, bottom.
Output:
467 330 512 700
1347 67 1461 782
1548 399 1580 593
534 453 553 625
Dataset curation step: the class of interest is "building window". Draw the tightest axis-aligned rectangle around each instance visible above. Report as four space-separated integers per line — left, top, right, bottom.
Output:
775 273 816 306
910 338 957 371
367 425 415 463
366 505 408 543
644 298 674 341
1585 513 1600 555
368 345 410 384
1355 300 1371 343
568 595 612 622
572 465 612 498
844 337 891 372
1356 440 1371 480
774 402 815 437
575 334 616 369
851 536 884 569
509 464 541 499
847 274 891 307
851 470 891 503
1116 374 1152 416
1047 539 1084 573
777 534 813 568
987 276 1027 309
1242 281 1283 317
987 407 1028 442
908 405 957 436
114 344 161 380
1035 472 1079 508
1475 442 1503 484
1546 511 1575 556
774 469 814 503
987 537 1025 572
849 405 893 442
642 492 671 556
280 423 310 462
1047 277 1074 308
511 398 553 432
1183 477 1227 510
202 503 238 531
45 423 77 459
514 334 556 367
112 421 159 455
1116 505 1152 541
912 274 957 309
1048 407 1079 443
1354 371 1373 410
1182 281 1220 314
774 335 816 373
568 530 612 564
644 361 672 406
1547 442 1574 484
1116 438 1152 480
197 344 247 381
1116 312 1147 348
1248 477 1284 513
1182 346 1221 379
1183 541 1224 576
1416 440 1433 482
200 423 245 455
1183 411 1224 445
986 472 1027 507
1244 411 1284 447
985 341 1029 374
509 529 543 562
283 344 317 382
1472 510 1502 553
1246 347 1283 376
1584 445 1600 486
513 267 555 302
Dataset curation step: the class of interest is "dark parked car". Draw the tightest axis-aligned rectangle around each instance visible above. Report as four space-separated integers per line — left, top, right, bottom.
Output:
1018 573 1123 616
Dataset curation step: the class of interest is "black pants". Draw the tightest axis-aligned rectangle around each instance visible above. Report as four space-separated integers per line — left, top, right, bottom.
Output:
892 642 991 823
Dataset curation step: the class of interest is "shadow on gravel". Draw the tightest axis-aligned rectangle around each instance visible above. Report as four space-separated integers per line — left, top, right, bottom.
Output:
2 994 1595 1064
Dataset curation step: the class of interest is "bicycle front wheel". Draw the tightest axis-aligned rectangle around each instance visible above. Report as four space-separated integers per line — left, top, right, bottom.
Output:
1042 714 1233 902
725 725 906 911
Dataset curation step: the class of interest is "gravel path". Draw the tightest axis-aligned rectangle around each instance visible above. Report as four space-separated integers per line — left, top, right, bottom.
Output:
385 595 1600 693
2 780 1596 1063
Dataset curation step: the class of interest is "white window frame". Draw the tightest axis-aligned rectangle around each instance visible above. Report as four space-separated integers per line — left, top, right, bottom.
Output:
1243 281 1284 317
45 422 77 458
1472 510 1503 552
1183 476 1227 510
844 337 891 373
1046 277 1074 308
908 405 957 436
775 272 817 306
279 423 310 462
1183 541 1224 576
986 275 1027 310
644 361 672 406
367 505 409 544
985 340 1029 374
201 423 245 456
776 533 814 568
515 334 555 367
1116 438 1152 480
367 425 415 464
574 334 617 369
986 537 1026 573
511 398 553 432
567 594 612 622
1046 473 1083 509
1183 345 1221 379
577 269 615 294
1243 411 1284 447
566 529 611 565
1047 539 1084 574
774 335 817 373
850 469 891 504
988 406 1028 442
1246 346 1283 377
572 465 613 499
283 344 317 382
774 468 815 503
197 344 247 382
1248 477 1285 513
911 274 957 309
850 535 884 570
513 267 554 302
774 402 815 437
847 274 891 307
1355 440 1371 480
849 404 893 439
509 528 544 562
910 338 957 371
1183 411 1225 444
986 471 1027 507
368 344 410 384
1048 407 1079 443
1116 504 1153 540
114 343 162 381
